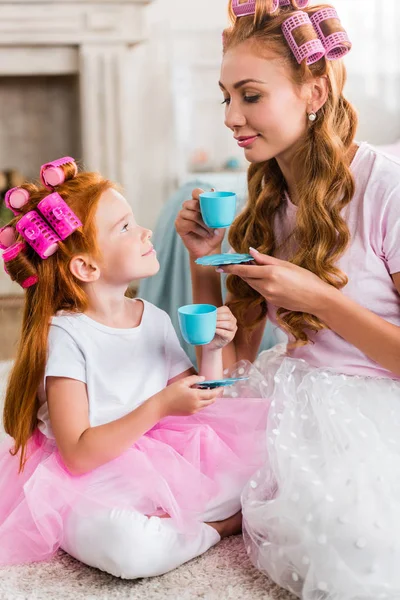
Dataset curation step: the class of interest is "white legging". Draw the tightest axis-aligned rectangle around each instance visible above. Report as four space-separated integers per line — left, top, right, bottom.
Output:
61 492 240 579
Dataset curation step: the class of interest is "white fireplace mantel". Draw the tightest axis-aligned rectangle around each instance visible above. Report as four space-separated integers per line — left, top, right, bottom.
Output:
0 0 155 181
0 0 155 295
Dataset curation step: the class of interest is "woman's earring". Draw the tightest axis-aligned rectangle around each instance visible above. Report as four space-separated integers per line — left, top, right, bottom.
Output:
308 111 317 122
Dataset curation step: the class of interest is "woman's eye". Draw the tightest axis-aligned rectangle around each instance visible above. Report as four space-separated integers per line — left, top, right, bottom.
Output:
121 223 129 233
221 97 230 105
244 95 261 103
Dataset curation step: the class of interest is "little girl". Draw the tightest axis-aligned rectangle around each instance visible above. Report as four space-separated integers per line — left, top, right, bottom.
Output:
0 158 268 579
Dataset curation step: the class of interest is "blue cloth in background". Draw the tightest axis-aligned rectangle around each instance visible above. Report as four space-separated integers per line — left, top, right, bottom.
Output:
138 180 285 366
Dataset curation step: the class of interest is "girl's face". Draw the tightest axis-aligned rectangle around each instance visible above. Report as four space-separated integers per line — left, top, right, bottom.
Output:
220 40 311 164
95 189 159 285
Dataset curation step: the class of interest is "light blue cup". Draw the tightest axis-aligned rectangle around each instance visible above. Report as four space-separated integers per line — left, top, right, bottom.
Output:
199 191 237 228
178 304 217 346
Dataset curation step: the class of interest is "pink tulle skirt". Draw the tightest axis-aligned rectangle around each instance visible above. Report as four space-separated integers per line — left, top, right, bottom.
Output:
0 396 268 566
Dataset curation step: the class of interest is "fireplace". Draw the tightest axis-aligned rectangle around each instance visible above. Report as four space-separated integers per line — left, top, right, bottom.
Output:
0 0 154 294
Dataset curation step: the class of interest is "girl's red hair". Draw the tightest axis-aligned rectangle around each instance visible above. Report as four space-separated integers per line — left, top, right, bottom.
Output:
3 165 114 470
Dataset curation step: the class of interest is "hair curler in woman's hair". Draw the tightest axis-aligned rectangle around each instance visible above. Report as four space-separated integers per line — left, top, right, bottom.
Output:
231 0 309 18
282 11 326 64
40 156 78 190
5 187 30 215
231 0 256 18
310 8 352 60
288 0 309 8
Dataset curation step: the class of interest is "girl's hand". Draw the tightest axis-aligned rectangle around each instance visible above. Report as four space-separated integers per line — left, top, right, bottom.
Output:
175 188 226 259
219 248 332 315
156 375 221 418
206 306 237 351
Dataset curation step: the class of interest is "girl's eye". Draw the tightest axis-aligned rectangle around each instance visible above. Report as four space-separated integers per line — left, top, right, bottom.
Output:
121 223 129 233
221 97 230 105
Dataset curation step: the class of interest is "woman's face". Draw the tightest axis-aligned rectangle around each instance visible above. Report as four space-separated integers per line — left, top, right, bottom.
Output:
220 40 311 164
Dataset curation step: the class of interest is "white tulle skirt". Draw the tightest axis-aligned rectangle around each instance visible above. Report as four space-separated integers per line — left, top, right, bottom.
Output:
235 344 400 600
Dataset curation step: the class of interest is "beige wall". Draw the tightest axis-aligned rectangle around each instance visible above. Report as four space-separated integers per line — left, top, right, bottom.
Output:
132 0 400 230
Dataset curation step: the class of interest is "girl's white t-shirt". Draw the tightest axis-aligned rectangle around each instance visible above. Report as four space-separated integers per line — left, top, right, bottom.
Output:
37 300 193 439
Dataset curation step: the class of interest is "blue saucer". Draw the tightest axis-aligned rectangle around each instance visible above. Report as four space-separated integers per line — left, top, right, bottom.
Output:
195 253 254 267
194 376 249 389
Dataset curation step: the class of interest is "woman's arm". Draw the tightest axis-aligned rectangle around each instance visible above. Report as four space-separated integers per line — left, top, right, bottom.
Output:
221 291 268 368
221 249 400 376
316 272 400 376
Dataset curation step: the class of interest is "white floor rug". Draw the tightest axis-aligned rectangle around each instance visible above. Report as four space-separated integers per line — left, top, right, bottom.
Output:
0 361 293 600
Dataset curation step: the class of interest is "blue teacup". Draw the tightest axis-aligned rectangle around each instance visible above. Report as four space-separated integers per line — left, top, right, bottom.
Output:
199 191 237 228
178 304 217 346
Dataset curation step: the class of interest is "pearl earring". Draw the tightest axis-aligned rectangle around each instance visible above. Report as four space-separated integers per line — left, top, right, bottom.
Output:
308 111 317 122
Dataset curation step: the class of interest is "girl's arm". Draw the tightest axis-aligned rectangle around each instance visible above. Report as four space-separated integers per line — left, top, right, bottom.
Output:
47 373 218 476
190 259 223 369
316 272 400 376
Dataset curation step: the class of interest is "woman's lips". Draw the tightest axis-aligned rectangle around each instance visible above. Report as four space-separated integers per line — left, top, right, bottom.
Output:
235 135 259 148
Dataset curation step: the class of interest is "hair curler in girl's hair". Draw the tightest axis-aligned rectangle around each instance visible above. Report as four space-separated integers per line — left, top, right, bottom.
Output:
2 242 38 289
40 156 78 190
37 192 82 241
16 211 61 259
5 187 30 215
0 225 17 250
15 191 82 259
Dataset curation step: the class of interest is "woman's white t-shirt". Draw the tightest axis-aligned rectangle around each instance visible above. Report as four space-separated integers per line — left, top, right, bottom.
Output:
37 300 193 438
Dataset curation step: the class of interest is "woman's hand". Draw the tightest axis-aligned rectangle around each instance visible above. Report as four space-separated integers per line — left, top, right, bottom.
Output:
175 188 226 259
219 248 332 315
206 306 238 351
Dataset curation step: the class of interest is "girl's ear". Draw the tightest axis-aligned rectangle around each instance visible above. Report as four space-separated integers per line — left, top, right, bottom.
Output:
69 255 100 283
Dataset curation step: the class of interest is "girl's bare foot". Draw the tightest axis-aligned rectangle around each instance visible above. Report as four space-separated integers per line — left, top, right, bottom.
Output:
206 510 242 538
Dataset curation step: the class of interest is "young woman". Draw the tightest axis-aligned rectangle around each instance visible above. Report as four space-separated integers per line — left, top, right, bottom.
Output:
176 1 400 597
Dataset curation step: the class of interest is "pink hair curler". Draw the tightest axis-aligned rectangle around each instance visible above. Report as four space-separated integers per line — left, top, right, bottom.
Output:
37 192 82 241
40 157 77 190
4 187 30 215
16 211 61 259
274 0 310 12
232 0 256 17
21 275 39 288
288 0 309 7
282 11 326 64
2 242 39 288
3 241 26 263
310 8 351 60
0 225 17 250
232 0 309 18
